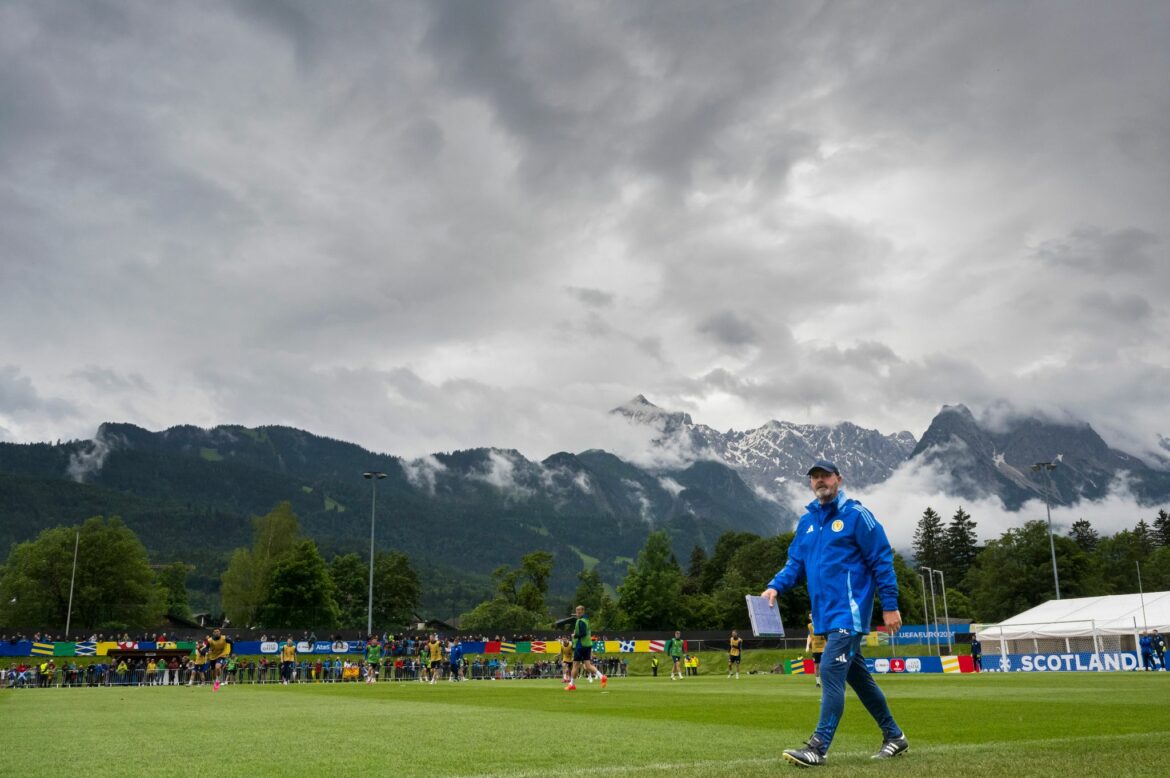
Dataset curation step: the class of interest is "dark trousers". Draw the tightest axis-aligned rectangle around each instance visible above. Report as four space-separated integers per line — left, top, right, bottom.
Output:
813 630 901 752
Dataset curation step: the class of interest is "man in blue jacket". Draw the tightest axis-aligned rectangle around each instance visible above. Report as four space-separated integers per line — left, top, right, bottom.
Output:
762 460 908 767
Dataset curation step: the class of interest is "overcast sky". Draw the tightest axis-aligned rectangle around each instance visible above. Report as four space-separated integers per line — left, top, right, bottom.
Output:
3 0 1168 482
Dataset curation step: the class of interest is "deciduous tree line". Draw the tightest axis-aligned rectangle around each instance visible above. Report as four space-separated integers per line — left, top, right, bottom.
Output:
912 506 1170 622
5 503 1167 632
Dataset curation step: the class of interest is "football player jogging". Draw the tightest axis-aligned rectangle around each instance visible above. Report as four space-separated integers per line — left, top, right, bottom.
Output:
566 605 606 691
279 639 297 685
447 638 464 681
427 634 445 684
728 630 744 679
761 460 908 768
205 629 231 690
667 631 685 680
560 636 574 685
365 638 382 684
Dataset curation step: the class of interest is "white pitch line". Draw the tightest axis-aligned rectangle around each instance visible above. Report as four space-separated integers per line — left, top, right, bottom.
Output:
449 730 1169 778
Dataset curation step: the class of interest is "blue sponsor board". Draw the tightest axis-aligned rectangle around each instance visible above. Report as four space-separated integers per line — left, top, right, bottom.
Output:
863 656 945 674
0 640 33 657
988 652 1139 672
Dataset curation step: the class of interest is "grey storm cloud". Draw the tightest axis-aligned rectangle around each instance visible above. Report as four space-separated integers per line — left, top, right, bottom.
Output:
697 311 759 348
0 0 1166 472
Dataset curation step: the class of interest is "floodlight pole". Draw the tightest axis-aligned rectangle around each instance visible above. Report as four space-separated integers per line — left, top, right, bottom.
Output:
1136 561 1148 631
918 572 934 655
923 567 940 655
1031 462 1061 600
65 531 79 638
933 568 952 655
363 471 387 638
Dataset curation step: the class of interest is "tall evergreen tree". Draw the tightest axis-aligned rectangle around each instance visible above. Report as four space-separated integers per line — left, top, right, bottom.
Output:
618 531 685 629
1153 509 1170 548
912 508 946 571
700 532 757 593
256 540 339 629
943 507 978 584
574 568 606 616
1134 519 1156 556
156 562 193 621
370 550 420 629
683 545 707 595
1069 519 1099 553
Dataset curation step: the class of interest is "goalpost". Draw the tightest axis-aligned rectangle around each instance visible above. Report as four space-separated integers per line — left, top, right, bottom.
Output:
979 618 1140 658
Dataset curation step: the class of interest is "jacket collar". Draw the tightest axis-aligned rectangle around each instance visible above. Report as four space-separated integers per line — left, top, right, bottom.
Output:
806 488 848 516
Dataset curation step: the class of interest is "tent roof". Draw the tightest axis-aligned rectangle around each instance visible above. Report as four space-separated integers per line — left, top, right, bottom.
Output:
976 591 1170 639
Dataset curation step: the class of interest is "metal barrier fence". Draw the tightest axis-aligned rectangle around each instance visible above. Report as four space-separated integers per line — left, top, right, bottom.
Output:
1 658 633 689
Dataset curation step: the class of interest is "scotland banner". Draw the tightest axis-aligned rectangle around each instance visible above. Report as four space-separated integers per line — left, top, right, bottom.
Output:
987 652 1139 673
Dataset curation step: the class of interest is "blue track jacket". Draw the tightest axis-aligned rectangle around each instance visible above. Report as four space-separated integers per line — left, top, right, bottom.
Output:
766 489 899 634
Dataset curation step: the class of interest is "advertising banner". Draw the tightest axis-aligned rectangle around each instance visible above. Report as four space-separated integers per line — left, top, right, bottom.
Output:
887 624 971 645
986 652 1139 672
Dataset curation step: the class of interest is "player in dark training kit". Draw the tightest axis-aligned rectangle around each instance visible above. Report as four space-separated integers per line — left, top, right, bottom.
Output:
727 630 743 679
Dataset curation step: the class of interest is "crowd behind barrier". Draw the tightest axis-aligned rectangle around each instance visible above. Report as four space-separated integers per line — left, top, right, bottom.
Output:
1 653 632 689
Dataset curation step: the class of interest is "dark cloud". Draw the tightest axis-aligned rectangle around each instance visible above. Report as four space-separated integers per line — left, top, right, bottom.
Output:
697 311 759 348
566 287 615 308
71 366 153 394
1034 227 1160 275
0 366 77 420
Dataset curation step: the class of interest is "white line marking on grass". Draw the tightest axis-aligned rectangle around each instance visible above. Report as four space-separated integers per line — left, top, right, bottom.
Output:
451 730 1170 778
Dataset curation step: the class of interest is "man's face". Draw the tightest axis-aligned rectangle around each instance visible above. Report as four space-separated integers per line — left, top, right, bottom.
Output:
575 606 584 617
809 469 842 502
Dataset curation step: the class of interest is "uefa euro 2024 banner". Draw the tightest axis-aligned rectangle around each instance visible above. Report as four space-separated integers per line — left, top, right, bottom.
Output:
888 624 971 644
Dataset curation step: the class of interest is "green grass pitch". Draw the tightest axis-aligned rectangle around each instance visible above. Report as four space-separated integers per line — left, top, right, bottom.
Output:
3 670 1169 776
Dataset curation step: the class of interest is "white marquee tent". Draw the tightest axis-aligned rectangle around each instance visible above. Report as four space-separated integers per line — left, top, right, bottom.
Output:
975 592 1170 655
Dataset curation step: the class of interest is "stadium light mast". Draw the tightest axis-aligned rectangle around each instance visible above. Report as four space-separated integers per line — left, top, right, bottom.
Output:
1031 462 1061 600
933 568 952 655
64 530 79 638
918 572 934 655
363 471 387 637
923 567 940 656
1137 561 1148 631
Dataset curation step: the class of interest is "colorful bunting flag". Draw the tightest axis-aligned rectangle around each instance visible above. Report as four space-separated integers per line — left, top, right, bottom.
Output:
30 642 54 656
530 641 547 654
54 642 77 656
592 639 606 653
649 640 665 652
500 642 516 654
619 640 635 653
515 642 532 654
75 642 96 656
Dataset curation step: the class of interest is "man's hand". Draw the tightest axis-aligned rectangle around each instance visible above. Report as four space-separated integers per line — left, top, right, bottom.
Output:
761 588 779 608
883 609 903 633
